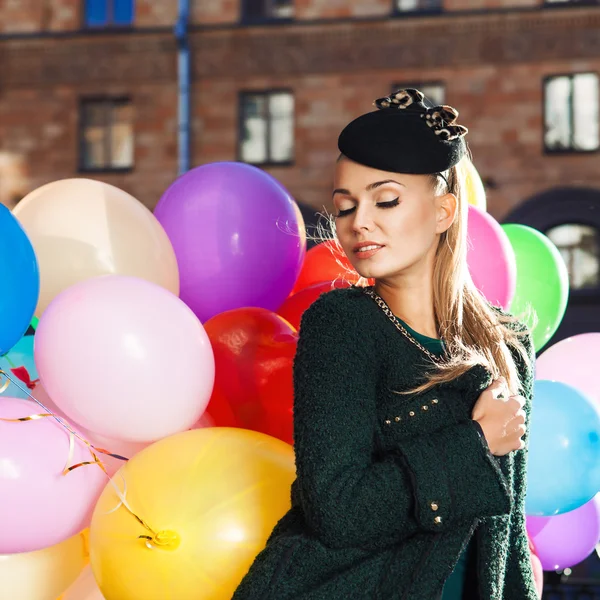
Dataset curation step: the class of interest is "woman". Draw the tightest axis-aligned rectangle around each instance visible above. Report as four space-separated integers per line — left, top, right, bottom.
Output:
232 88 538 599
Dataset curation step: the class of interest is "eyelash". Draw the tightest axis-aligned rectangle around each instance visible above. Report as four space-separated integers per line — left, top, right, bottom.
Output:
335 197 400 218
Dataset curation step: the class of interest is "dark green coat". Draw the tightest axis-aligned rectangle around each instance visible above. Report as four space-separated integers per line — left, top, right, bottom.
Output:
233 287 538 600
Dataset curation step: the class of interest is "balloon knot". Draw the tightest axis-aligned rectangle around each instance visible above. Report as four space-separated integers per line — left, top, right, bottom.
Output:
139 529 180 551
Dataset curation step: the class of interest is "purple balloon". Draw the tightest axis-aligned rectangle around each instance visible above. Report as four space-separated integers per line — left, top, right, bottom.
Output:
155 162 305 323
527 494 600 571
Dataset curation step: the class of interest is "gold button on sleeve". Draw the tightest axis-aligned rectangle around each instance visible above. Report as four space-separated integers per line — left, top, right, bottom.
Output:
434 516 442 525
430 502 439 511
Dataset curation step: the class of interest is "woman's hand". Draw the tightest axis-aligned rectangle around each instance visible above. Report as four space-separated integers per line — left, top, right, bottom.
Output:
471 377 526 457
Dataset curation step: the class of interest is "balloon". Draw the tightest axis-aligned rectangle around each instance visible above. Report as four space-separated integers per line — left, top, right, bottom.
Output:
0 204 39 355
90 428 295 600
154 162 305 323
502 224 569 352
526 380 600 516
0 326 38 400
527 538 544 598
35 275 215 443
277 280 351 331
13 179 179 318
466 206 516 310
0 398 106 553
536 333 600 411
204 308 298 444
292 240 359 294
0 530 88 600
527 494 600 571
60 565 105 600
459 157 487 211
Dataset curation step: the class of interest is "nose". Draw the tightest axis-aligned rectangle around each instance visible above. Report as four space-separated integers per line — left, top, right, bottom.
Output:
351 203 374 233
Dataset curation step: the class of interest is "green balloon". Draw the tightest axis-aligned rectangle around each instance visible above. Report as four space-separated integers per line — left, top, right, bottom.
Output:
502 224 569 353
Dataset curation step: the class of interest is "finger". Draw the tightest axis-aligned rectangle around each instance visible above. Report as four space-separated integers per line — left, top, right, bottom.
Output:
513 409 526 424
487 377 507 399
507 396 525 412
509 395 525 408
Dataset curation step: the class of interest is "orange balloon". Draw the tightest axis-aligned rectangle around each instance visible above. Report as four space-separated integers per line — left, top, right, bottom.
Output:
291 240 360 294
278 280 351 330
13 179 179 317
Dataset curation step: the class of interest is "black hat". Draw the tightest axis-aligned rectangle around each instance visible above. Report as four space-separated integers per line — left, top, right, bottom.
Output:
337 89 468 175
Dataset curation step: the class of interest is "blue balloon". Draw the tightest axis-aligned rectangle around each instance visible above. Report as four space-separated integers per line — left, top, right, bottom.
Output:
526 380 600 516
0 204 39 355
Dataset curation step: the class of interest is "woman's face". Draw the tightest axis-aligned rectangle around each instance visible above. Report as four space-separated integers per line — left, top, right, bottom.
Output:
333 157 454 282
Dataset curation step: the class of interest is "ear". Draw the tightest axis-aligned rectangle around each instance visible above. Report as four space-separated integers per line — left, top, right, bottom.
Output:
435 193 457 234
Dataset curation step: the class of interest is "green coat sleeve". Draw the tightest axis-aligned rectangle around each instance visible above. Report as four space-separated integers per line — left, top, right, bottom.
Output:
293 293 512 550
502 330 539 599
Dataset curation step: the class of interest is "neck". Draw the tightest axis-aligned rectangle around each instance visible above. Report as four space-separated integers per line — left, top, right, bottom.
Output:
374 271 438 339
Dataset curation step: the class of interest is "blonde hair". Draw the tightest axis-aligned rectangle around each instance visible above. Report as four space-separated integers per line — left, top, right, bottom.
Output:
321 157 532 395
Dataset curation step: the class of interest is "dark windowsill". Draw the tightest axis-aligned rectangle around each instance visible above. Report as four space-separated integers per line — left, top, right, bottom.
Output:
543 0 600 7
240 15 295 26
77 166 134 174
238 159 295 168
568 286 600 300
543 146 600 156
392 4 444 16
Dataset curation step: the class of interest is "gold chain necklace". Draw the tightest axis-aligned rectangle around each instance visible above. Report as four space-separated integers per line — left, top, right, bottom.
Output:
361 287 444 365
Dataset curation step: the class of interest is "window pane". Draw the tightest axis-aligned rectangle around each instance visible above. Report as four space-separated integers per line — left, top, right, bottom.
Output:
269 93 294 162
545 76 572 150
241 96 268 164
82 104 107 169
271 0 294 18
85 0 108 27
110 103 134 168
546 224 600 289
114 0 135 25
573 73 599 151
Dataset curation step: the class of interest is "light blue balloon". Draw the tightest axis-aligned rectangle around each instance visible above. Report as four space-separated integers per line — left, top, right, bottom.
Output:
526 380 600 516
0 204 39 355
0 332 37 400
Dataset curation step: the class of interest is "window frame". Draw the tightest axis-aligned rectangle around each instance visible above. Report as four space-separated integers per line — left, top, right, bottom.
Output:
545 220 600 293
83 0 135 29
78 96 134 174
240 0 295 25
237 89 295 167
542 72 600 156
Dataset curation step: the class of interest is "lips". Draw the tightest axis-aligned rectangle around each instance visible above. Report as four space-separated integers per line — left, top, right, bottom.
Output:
353 242 385 253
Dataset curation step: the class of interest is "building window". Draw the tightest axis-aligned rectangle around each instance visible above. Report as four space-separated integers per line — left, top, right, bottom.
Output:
84 0 135 28
395 0 441 12
239 91 294 165
392 82 445 107
79 98 134 171
242 0 294 22
544 73 599 153
546 224 600 289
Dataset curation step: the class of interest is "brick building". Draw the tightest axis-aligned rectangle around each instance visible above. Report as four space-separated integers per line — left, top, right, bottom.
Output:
2 0 600 344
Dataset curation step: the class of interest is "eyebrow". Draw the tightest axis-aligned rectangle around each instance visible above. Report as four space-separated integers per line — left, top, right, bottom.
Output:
332 179 404 198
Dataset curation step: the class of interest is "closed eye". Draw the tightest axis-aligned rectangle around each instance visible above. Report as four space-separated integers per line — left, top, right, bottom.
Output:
335 197 400 218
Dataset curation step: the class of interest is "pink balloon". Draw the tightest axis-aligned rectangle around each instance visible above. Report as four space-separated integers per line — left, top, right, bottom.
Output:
466 205 516 310
35 275 215 443
0 397 106 554
527 494 600 571
536 333 600 410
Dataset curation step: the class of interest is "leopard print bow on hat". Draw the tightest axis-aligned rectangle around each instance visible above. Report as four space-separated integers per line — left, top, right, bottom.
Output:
374 88 469 142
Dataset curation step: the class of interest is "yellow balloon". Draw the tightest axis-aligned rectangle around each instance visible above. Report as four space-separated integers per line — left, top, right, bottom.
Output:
13 179 179 317
90 428 296 600
59 565 105 600
460 157 487 211
1 529 88 600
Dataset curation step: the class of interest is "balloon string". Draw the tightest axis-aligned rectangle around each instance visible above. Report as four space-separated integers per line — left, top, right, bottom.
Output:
0 368 171 549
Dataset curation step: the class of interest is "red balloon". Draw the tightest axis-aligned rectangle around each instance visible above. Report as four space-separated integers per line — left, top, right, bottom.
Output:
278 280 351 331
204 308 297 445
292 241 358 294
528 536 544 599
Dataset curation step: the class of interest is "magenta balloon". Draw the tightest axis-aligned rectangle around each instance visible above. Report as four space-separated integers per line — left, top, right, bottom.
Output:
466 205 516 310
0 397 106 553
527 495 600 571
154 162 306 323
536 333 600 411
